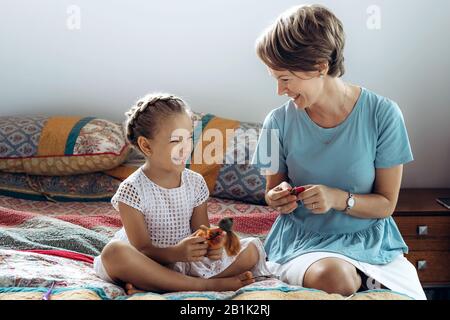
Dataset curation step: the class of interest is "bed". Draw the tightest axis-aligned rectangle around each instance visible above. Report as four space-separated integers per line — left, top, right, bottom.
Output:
0 194 412 300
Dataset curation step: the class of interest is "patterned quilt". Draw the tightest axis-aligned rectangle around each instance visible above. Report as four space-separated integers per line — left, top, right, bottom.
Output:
0 195 412 300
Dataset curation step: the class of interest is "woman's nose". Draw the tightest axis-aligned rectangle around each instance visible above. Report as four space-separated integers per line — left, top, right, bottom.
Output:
277 81 287 96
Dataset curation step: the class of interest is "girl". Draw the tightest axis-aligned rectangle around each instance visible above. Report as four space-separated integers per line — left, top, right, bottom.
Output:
94 93 270 294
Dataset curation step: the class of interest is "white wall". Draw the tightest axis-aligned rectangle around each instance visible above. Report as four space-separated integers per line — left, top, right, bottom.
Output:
1 0 449 188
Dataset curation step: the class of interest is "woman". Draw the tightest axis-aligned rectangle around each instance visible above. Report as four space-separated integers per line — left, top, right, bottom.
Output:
251 4 426 300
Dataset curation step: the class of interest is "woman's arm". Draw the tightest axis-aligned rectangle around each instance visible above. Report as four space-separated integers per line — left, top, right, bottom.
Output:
264 172 299 214
300 165 404 219
265 172 288 192
334 165 403 219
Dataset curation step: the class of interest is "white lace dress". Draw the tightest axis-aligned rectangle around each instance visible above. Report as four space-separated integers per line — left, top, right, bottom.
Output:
93 167 270 282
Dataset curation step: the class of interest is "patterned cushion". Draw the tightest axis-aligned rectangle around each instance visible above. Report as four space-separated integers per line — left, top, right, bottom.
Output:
0 171 121 202
210 120 266 204
0 116 130 175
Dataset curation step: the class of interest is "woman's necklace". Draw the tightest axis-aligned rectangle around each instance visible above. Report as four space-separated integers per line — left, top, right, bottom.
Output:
308 83 348 145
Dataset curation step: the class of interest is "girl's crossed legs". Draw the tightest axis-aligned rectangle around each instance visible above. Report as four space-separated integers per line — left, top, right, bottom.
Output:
99 240 259 295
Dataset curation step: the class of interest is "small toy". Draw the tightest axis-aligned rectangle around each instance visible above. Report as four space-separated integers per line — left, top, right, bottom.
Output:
290 186 306 196
194 217 241 256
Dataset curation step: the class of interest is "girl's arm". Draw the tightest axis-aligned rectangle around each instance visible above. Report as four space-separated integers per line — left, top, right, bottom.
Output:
118 202 205 264
190 201 209 232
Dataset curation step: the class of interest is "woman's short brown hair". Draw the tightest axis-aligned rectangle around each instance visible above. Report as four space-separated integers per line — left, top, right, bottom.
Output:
256 4 346 77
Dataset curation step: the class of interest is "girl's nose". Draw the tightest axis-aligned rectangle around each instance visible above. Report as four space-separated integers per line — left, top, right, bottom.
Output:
180 141 192 157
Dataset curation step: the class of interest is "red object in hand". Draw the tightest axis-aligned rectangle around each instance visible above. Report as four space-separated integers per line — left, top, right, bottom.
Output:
290 186 306 196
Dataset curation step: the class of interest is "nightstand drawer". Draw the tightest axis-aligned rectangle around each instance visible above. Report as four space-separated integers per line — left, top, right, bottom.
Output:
405 252 450 284
403 237 450 251
394 216 450 237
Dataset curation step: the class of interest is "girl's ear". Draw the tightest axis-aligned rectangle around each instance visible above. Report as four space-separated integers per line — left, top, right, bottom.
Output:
137 136 152 157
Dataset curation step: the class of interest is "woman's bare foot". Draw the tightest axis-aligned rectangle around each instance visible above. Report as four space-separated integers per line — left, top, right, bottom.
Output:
206 271 255 291
125 283 146 295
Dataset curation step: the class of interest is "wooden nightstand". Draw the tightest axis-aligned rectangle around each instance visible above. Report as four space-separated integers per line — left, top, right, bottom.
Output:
394 188 450 289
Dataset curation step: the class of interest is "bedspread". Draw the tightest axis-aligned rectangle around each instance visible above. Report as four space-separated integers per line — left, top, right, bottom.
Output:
0 195 412 300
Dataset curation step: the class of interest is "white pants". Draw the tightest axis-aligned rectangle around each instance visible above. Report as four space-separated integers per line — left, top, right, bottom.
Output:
267 251 427 300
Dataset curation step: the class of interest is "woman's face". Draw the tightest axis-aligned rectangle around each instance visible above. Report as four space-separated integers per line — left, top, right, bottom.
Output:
268 67 324 109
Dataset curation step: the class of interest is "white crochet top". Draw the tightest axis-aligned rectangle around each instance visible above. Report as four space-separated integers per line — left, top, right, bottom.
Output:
110 167 209 248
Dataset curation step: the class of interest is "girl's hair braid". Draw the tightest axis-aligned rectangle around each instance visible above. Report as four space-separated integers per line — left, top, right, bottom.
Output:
124 93 191 151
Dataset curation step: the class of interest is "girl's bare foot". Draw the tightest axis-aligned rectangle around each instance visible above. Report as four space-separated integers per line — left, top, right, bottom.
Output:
125 283 146 295
206 271 255 291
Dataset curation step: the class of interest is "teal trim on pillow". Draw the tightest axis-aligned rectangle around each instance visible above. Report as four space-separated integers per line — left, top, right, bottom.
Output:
186 113 215 169
64 117 96 155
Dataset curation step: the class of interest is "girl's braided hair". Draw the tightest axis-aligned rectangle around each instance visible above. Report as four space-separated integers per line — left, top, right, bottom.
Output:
125 93 191 151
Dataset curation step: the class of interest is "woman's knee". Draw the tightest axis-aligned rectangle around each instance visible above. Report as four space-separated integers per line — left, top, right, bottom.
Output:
303 259 361 296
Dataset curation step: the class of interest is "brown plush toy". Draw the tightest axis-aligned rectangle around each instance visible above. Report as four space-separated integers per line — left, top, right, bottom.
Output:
194 217 241 256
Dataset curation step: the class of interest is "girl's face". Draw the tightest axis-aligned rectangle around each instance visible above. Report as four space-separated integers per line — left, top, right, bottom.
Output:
141 112 193 173
268 67 325 109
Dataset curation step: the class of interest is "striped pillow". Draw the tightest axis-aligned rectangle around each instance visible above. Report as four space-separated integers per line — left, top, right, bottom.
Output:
0 116 130 175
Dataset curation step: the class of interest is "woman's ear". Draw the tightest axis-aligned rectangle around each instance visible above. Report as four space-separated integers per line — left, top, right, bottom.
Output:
316 61 329 77
137 136 152 157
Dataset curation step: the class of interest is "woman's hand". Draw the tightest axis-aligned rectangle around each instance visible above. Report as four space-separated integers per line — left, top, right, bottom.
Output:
297 185 343 214
174 235 209 262
266 182 299 214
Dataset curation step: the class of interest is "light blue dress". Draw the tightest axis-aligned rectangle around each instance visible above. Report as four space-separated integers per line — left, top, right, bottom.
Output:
251 87 414 265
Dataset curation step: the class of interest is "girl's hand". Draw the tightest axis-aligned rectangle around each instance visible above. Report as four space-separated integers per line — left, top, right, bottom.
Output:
297 185 339 214
174 235 209 262
266 182 299 214
206 247 223 261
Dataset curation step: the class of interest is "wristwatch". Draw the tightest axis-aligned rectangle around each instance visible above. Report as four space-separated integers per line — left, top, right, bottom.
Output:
346 192 355 212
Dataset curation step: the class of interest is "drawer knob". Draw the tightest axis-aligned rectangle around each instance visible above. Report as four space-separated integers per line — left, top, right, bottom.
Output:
417 260 427 271
417 225 428 236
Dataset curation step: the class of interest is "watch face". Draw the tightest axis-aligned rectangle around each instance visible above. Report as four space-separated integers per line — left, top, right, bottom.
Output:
348 198 355 207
